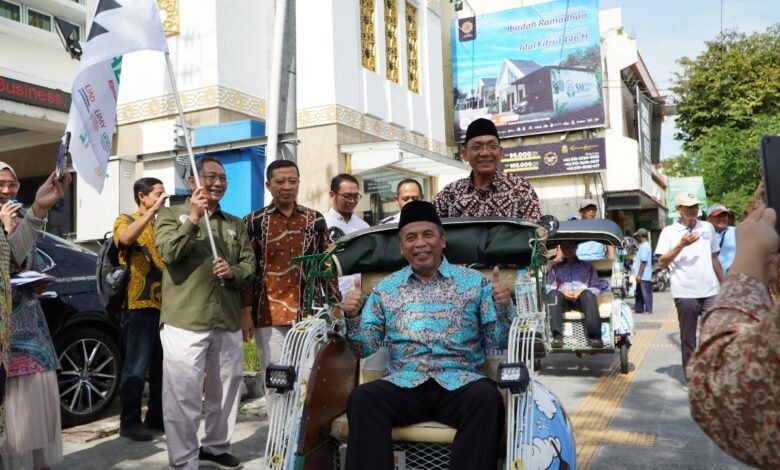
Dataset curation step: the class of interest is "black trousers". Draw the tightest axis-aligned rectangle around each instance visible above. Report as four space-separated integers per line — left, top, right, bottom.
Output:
674 296 716 375
346 378 504 470
119 308 163 429
547 289 602 339
635 280 654 313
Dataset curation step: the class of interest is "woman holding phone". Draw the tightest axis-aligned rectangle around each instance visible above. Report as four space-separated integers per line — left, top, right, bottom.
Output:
0 161 72 470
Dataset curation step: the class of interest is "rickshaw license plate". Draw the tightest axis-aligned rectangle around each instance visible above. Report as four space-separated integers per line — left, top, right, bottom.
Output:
563 323 573 337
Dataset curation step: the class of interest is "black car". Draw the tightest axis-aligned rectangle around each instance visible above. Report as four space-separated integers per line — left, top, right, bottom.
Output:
31 232 122 426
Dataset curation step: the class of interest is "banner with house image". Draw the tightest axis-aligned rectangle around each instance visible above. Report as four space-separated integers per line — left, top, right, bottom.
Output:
451 0 604 141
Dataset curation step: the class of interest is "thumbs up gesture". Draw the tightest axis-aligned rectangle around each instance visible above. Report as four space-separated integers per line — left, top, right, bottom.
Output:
342 276 366 319
491 267 511 308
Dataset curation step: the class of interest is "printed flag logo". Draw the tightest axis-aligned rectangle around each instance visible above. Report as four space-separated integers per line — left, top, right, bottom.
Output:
65 0 168 193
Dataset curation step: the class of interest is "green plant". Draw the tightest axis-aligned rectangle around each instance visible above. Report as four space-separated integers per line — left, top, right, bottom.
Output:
243 340 260 372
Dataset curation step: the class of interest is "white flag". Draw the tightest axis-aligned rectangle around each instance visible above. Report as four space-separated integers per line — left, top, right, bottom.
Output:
66 0 168 193
80 0 168 69
66 58 122 192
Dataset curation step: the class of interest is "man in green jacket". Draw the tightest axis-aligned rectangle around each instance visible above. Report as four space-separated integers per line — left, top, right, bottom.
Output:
155 156 254 470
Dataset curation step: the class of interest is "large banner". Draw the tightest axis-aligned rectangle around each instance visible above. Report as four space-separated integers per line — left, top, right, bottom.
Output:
451 0 603 141
500 138 606 178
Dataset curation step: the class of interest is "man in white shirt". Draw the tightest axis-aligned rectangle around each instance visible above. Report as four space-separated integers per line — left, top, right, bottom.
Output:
379 179 423 224
324 173 369 298
655 192 724 377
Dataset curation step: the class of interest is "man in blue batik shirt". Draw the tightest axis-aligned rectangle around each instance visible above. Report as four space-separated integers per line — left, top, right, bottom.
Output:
341 200 513 470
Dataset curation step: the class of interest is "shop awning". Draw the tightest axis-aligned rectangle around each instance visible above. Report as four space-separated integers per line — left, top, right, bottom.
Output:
340 141 470 183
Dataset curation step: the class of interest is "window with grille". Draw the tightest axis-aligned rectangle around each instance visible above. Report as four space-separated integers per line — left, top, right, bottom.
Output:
405 2 419 93
384 0 399 83
360 0 376 72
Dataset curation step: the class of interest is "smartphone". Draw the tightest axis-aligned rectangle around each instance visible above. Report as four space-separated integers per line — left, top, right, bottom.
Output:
759 135 780 241
55 131 71 181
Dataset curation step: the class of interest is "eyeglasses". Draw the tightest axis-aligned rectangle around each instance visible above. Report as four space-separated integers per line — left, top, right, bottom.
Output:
335 192 363 202
0 181 19 190
467 143 500 153
200 173 228 184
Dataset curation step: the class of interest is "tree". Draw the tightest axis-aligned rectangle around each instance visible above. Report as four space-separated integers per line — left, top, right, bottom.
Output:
672 25 780 146
670 25 780 215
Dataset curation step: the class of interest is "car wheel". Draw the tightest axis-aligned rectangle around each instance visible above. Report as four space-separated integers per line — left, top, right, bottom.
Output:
55 327 122 426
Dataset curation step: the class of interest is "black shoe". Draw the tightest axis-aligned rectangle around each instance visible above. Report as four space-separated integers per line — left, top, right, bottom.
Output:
119 425 154 441
588 338 605 348
551 336 564 348
199 448 243 469
144 419 165 433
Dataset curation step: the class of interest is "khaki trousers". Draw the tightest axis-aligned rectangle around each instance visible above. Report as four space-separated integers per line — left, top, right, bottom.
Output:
160 324 243 470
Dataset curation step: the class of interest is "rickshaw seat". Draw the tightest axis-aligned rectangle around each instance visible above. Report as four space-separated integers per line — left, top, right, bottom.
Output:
590 258 614 277
330 356 505 444
330 415 457 443
562 292 614 320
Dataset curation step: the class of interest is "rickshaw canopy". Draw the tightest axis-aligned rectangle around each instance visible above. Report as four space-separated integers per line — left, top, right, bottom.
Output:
546 219 624 247
328 217 547 276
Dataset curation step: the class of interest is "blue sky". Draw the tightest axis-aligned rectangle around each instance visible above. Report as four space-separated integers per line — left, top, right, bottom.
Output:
599 0 779 158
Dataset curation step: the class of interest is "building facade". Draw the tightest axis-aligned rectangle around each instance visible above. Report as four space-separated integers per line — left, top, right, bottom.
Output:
442 1 668 237
3 0 666 241
0 0 86 237
73 0 467 241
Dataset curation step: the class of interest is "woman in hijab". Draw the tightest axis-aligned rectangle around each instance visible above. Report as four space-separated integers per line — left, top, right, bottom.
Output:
0 162 71 470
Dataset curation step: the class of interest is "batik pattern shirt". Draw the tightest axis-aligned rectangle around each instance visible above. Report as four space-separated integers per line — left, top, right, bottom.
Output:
432 171 541 220
242 203 339 327
545 259 608 296
114 212 163 310
345 257 514 390
687 273 780 468
8 289 58 377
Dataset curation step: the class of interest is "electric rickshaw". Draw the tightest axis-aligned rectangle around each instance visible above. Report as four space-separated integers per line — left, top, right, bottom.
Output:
261 217 576 469
542 218 635 374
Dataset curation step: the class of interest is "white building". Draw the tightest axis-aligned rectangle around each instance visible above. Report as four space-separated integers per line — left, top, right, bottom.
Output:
71 0 468 241
0 0 86 237
3 0 666 241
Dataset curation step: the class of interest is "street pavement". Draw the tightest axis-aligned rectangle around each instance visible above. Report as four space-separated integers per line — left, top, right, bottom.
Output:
55 291 749 469
536 291 748 470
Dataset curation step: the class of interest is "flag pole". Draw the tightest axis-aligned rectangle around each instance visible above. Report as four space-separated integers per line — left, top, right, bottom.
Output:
163 52 224 284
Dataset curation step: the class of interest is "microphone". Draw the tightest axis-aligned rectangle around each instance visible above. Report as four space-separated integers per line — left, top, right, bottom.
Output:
1 196 26 218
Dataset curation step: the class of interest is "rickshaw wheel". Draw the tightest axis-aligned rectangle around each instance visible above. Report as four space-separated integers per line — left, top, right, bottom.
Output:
619 341 630 374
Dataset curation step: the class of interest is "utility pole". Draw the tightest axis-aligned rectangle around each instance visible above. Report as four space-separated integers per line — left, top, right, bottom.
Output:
264 0 297 201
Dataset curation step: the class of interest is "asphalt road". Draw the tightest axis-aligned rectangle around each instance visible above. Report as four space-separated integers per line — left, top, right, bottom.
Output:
56 291 748 469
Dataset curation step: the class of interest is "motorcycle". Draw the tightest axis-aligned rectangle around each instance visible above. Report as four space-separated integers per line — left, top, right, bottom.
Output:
652 262 670 292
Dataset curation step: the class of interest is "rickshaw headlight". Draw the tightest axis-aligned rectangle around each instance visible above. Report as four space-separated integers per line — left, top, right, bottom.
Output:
497 363 530 394
266 365 297 393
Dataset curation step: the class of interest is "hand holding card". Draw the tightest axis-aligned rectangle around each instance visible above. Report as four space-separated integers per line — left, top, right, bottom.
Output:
55 131 71 182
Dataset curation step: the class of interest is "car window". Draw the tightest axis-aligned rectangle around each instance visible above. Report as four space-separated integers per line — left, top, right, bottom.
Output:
36 232 97 277
33 248 55 273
